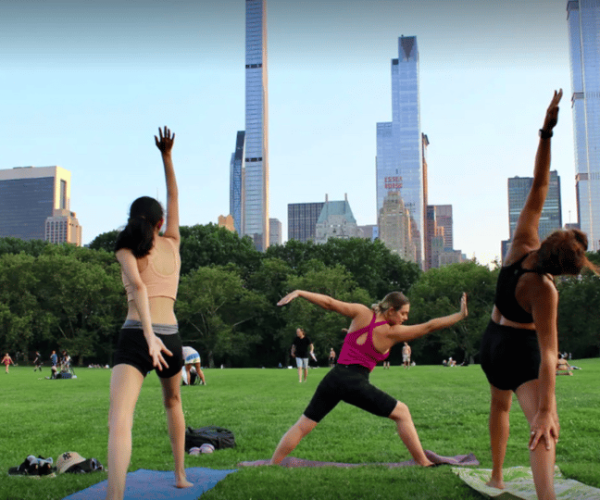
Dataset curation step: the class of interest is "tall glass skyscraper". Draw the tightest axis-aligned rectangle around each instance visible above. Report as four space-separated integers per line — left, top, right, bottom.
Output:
376 36 424 266
229 131 245 235
243 0 269 250
567 0 600 250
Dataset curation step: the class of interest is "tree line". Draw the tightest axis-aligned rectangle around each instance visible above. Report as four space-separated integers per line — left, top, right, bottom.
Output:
1 225 599 368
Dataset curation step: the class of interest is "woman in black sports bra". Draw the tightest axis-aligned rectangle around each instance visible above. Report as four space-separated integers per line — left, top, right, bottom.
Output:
480 90 596 500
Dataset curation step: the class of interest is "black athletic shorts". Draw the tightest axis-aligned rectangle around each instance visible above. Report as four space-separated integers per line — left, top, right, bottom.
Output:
303 364 398 422
113 328 184 379
480 320 540 392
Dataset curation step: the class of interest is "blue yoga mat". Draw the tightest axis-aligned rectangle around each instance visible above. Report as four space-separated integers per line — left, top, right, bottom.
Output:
62 467 237 500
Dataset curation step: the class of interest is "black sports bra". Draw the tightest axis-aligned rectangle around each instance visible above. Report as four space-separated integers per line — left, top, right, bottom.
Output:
494 253 541 324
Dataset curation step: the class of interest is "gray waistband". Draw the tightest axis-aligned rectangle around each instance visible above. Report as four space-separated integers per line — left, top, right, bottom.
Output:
122 319 178 335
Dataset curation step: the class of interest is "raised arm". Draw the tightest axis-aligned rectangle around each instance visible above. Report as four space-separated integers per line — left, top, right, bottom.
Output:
386 293 468 344
512 90 562 249
154 126 179 243
277 290 369 319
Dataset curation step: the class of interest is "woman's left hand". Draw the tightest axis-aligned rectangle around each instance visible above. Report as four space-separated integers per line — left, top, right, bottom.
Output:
277 290 301 306
529 410 560 450
155 126 175 154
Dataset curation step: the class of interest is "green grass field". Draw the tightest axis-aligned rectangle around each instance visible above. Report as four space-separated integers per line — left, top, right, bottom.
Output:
1 360 599 500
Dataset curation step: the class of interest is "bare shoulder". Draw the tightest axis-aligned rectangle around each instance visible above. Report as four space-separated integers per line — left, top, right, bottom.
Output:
338 302 372 319
503 240 537 266
520 272 558 305
158 234 180 248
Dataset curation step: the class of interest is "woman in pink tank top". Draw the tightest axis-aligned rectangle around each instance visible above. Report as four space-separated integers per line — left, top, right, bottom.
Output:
270 289 468 466
107 127 192 499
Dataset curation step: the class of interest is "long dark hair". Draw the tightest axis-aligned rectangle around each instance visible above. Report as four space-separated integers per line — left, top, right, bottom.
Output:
115 197 163 258
536 229 597 276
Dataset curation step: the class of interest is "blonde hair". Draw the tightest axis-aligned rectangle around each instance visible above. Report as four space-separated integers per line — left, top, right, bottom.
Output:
371 292 409 314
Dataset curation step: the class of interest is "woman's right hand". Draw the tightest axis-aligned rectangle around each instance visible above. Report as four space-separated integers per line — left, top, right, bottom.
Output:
147 334 173 371
542 89 563 132
154 126 175 154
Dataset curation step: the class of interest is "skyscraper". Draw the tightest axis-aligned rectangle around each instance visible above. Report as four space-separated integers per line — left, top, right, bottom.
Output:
243 0 269 250
288 202 325 242
229 131 245 234
508 171 562 240
376 36 424 267
0 166 82 244
567 0 600 250
269 218 282 245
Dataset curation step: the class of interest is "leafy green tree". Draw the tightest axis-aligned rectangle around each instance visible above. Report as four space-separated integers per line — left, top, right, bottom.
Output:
0 237 50 257
88 229 121 253
179 224 261 277
557 275 600 358
0 253 54 359
407 261 498 365
278 261 372 364
177 265 269 367
266 237 421 299
33 253 125 365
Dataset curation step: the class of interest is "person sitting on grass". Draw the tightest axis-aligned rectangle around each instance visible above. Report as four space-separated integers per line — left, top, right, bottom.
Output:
269 289 468 466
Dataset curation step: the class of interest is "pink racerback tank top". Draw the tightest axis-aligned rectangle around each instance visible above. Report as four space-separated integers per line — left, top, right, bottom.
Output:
337 313 389 372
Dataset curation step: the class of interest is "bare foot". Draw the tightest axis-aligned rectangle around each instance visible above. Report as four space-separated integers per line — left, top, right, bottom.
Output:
176 477 193 489
420 460 436 467
485 478 505 489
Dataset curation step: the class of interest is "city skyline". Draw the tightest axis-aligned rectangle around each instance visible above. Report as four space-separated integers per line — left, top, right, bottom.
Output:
0 0 581 265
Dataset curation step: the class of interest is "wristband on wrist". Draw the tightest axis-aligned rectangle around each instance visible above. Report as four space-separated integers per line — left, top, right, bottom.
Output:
539 129 553 139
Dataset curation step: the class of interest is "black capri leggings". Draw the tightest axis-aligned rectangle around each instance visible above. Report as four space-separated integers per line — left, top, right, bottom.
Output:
303 364 398 422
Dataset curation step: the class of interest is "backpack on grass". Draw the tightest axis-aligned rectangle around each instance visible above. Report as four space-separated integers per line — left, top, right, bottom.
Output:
185 426 236 452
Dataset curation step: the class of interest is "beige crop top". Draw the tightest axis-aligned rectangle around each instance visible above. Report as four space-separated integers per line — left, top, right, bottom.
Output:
122 237 180 302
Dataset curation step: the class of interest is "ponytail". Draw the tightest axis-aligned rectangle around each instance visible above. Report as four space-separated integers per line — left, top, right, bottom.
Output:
115 196 164 258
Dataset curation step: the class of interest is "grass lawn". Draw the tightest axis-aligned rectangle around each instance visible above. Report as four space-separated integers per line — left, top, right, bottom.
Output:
1 360 599 500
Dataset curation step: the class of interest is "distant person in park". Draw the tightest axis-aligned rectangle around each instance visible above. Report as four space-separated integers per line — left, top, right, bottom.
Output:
270 289 468 466
291 328 314 383
33 351 42 372
61 350 72 372
556 355 573 376
107 126 192 500
2 353 14 374
479 90 597 500
182 346 206 385
328 348 336 368
402 342 411 369
50 350 58 368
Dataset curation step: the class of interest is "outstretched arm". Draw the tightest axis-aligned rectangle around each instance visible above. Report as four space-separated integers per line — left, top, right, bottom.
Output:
387 293 468 344
512 90 562 249
277 290 369 318
155 126 179 243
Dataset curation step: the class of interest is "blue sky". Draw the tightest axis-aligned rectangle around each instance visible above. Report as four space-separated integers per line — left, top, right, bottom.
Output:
1 0 577 265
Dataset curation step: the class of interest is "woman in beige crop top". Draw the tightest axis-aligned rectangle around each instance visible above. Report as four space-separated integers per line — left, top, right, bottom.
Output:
106 127 192 499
